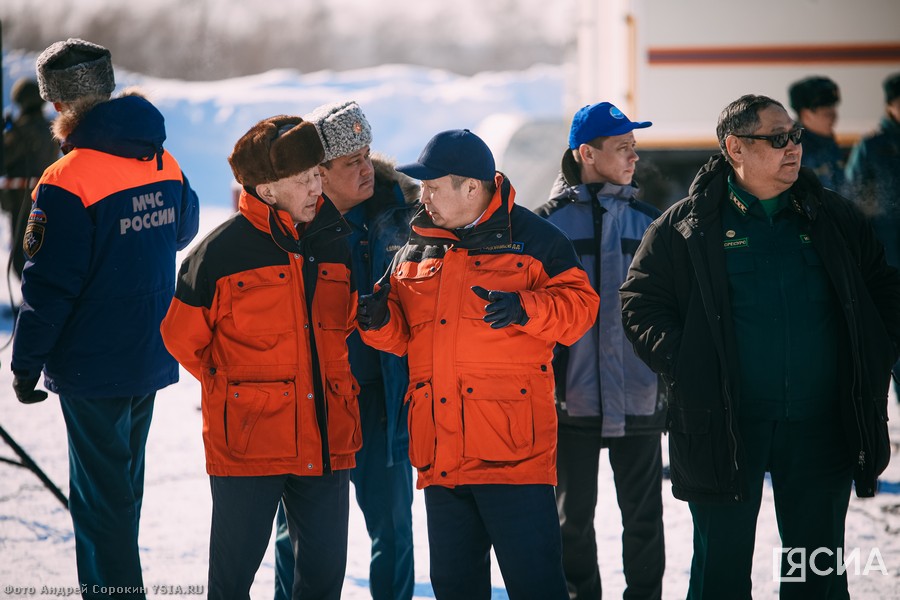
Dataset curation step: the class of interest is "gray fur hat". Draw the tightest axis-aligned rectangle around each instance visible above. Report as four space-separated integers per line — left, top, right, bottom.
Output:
304 100 372 162
36 38 116 103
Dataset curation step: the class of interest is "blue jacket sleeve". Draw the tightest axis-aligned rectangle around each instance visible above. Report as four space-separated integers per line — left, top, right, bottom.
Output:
177 172 200 251
11 186 93 377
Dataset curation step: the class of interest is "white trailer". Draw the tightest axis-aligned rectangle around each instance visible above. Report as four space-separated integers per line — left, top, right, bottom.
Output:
503 0 900 209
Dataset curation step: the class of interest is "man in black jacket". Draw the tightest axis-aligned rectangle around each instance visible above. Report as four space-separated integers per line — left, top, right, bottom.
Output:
620 94 900 599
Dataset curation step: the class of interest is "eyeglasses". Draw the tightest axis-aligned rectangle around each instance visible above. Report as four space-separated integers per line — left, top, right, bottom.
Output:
733 127 803 149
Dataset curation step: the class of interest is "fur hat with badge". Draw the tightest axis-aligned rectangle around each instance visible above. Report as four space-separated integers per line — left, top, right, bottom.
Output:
36 38 116 103
304 100 373 162
228 115 324 189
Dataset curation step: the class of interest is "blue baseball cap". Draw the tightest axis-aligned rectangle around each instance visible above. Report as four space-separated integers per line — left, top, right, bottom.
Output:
396 129 496 181
568 102 652 149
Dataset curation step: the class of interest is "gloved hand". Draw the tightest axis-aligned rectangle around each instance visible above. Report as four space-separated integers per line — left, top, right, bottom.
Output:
12 374 48 404
357 283 391 331
471 285 529 329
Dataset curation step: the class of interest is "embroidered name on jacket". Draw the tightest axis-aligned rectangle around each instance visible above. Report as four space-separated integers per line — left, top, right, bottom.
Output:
473 241 525 254
120 191 176 235
723 237 749 249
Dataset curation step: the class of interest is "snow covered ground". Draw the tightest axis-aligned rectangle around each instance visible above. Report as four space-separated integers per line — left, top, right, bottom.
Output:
2 50 900 599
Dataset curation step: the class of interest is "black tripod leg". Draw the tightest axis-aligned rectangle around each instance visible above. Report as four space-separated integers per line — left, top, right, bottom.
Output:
0 422 68 509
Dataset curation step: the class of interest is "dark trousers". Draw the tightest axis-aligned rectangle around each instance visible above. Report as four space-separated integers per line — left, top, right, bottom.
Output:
555 426 665 600
60 393 155 600
209 471 349 600
424 483 568 600
687 416 853 600
274 384 414 600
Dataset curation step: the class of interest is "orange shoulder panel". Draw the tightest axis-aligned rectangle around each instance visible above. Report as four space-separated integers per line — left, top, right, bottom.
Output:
36 149 184 208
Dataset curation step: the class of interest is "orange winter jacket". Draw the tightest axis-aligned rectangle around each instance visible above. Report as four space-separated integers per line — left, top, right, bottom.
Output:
161 191 360 477
361 174 599 488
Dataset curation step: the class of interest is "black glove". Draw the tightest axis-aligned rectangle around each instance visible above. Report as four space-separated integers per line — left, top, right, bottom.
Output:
471 285 529 329
13 374 48 404
358 283 391 331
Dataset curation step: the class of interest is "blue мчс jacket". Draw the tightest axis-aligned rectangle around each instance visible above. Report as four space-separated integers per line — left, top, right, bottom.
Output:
12 95 200 398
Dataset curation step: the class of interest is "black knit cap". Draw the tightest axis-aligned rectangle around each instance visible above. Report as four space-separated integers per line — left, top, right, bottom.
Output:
884 72 900 104
788 76 840 113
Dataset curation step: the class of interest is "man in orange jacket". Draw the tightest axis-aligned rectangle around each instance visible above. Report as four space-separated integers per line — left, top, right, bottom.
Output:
161 115 359 600
359 129 599 600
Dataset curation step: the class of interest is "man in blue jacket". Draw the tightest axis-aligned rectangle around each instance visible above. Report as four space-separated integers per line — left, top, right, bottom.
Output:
10 38 199 598
273 100 418 600
788 76 845 192
536 102 666 600
845 72 900 390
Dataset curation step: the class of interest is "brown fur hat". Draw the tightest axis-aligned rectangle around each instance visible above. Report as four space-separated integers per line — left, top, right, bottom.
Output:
228 115 324 188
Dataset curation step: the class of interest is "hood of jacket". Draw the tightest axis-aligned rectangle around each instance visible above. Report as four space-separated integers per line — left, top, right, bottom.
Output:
61 95 166 164
681 153 825 228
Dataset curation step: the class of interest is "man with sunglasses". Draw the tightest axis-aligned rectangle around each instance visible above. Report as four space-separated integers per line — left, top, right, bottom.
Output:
620 94 900 599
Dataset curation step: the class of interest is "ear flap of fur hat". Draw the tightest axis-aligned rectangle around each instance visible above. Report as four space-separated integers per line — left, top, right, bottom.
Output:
36 38 116 103
228 115 325 188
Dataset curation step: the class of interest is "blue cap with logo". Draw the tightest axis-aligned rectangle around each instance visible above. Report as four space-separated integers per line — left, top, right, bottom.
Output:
396 129 496 181
568 102 652 149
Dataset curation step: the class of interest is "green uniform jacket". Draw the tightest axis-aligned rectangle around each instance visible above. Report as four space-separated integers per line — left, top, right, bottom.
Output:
620 154 900 502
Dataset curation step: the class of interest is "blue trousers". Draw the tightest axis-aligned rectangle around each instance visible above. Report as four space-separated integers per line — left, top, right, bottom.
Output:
424 483 568 600
687 416 853 600
275 383 414 600
556 427 665 600
210 472 349 600
59 393 155 600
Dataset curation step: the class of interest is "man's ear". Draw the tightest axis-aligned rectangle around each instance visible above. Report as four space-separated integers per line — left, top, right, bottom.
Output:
577 143 595 165
255 182 277 206
724 135 744 166
318 165 329 185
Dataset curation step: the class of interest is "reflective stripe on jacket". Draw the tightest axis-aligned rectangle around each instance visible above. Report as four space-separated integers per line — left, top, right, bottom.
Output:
161 191 360 477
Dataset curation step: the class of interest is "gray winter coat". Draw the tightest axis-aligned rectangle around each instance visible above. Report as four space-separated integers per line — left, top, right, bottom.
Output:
535 151 666 437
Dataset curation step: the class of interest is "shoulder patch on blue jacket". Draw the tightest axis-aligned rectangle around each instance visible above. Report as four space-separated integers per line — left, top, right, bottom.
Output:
23 208 48 258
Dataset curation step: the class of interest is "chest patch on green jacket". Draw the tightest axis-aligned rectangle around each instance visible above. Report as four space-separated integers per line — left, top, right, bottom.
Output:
724 237 749 249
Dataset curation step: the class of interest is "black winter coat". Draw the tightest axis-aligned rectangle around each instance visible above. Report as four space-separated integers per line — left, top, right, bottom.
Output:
620 154 900 503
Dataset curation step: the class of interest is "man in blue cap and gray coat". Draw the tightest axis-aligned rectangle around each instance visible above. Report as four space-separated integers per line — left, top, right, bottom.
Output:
536 101 666 600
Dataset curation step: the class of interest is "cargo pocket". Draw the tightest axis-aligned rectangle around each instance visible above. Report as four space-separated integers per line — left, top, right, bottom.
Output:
406 382 436 469
230 270 295 335
666 405 719 491
315 266 352 330
225 380 297 458
395 261 441 328
325 371 362 455
461 374 535 462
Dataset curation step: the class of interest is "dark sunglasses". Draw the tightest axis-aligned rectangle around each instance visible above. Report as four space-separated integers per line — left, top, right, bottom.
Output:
734 127 803 149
